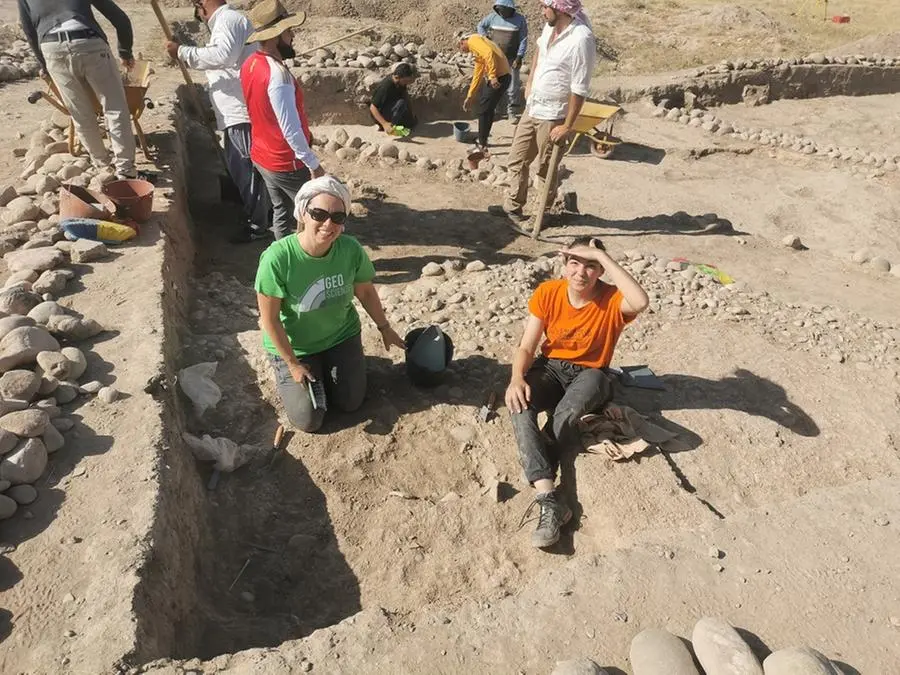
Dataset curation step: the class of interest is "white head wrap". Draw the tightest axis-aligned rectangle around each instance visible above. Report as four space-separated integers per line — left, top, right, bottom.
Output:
293 175 352 221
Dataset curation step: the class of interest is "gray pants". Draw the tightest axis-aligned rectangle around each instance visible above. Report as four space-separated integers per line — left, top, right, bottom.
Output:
270 333 367 433
223 123 269 230
499 65 523 119
42 37 136 177
511 357 613 484
254 163 311 240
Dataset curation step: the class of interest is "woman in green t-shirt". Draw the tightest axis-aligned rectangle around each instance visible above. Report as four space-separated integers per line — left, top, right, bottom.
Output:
255 176 405 432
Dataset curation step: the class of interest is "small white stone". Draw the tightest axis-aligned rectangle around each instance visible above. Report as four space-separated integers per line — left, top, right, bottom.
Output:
97 386 119 404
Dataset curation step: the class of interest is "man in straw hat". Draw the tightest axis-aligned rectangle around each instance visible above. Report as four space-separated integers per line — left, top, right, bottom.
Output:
240 0 324 240
488 0 595 225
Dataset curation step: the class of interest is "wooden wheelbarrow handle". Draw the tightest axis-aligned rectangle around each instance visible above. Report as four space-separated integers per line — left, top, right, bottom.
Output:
27 90 69 115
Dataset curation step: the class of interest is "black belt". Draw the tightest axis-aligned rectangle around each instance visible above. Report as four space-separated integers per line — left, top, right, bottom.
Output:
42 29 99 43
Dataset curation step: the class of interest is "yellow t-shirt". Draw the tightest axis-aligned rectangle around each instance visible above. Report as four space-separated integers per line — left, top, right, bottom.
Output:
465 34 511 100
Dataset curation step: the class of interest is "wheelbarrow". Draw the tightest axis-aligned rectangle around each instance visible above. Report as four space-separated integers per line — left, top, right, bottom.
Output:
567 101 624 159
26 60 155 157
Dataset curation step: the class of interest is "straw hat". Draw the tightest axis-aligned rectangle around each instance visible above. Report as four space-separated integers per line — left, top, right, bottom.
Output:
246 0 307 43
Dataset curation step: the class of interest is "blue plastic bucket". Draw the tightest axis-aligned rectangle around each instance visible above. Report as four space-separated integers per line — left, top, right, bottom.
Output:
453 121 471 143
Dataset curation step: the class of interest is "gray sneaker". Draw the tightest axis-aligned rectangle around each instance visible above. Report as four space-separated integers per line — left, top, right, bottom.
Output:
523 491 572 548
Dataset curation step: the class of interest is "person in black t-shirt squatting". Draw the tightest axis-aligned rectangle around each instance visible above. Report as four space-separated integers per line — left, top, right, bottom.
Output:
369 63 418 133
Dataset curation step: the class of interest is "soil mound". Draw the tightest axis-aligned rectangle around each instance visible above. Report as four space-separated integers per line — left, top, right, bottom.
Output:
681 4 780 31
830 31 900 55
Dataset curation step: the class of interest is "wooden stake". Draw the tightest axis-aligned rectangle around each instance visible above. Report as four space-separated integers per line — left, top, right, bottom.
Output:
297 25 379 58
149 0 223 159
531 142 564 238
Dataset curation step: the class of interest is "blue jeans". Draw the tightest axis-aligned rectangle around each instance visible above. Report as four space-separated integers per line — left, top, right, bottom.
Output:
269 333 367 432
223 123 269 230
511 357 614 484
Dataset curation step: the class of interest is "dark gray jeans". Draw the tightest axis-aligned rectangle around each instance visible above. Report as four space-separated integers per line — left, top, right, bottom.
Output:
511 357 613 484
270 333 367 432
254 163 311 240
223 123 269 230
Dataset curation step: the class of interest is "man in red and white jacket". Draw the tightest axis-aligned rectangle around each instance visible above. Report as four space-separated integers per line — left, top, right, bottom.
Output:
240 0 324 239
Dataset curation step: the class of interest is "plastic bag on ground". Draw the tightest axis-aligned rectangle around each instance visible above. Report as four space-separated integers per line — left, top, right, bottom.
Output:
178 361 222 416
183 432 259 472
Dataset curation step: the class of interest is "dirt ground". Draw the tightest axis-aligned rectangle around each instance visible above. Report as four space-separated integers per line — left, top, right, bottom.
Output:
1 0 899 674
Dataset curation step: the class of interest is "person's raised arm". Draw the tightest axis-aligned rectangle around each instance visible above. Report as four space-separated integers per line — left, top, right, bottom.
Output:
560 240 649 315
177 13 245 71
353 282 405 351
505 314 545 413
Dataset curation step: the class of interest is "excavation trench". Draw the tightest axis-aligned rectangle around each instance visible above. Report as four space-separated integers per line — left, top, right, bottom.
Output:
126 86 367 663
127 82 536 665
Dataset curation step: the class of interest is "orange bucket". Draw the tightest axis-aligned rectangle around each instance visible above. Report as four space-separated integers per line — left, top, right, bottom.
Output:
101 179 154 224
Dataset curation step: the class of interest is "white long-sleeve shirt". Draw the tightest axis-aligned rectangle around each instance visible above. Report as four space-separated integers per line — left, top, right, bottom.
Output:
178 5 256 130
527 19 596 121
265 55 319 171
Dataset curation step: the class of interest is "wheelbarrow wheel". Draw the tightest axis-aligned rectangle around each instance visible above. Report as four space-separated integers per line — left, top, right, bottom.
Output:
590 131 619 159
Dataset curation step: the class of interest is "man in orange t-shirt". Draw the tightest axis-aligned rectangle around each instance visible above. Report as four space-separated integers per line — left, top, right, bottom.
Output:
505 237 649 549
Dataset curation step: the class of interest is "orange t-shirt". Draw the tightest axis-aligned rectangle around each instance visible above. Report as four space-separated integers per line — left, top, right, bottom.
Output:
528 279 633 368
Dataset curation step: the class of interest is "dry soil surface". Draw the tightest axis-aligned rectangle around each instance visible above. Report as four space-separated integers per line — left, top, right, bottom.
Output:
1 1 899 674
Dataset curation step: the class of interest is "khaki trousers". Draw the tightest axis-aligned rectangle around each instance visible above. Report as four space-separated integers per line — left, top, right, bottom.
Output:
42 37 136 177
503 112 563 213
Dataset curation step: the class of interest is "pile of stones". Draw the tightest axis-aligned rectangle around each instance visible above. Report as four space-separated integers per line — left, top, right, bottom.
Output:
554 616 850 674
315 127 539 193
376 248 898 374
380 256 544 357
0 37 42 84
615 248 899 369
651 100 900 177
0 115 121 521
691 53 900 77
289 33 471 75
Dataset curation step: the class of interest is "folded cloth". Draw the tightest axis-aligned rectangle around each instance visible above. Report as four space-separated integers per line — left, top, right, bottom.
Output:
579 405 678 461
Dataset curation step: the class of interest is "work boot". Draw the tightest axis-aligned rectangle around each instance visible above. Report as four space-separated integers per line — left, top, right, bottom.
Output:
230 223 271 245
488 204 527 223
526 491 572 548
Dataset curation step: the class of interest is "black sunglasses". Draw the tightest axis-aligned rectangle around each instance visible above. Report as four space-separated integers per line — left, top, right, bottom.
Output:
306 206 347 225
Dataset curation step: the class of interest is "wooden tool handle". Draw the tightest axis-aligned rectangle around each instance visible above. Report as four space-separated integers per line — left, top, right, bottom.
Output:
273 424 285 449
531 141 564 238
298 24 379 58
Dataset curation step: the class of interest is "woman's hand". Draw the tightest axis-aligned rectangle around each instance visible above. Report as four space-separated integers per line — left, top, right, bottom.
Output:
288 361 314 384
379 325 406 351
505 376 531 414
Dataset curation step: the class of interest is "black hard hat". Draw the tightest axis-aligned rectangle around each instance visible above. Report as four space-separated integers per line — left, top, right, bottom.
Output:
404 325 454 388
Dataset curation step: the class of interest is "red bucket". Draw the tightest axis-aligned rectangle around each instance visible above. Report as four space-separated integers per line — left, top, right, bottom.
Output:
101 179 154 224
59 183 115 220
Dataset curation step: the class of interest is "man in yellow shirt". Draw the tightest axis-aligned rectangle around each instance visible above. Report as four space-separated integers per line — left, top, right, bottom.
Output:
456 31 511 151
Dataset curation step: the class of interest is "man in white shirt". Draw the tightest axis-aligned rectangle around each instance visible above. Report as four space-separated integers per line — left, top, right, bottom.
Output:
167 0 270 243
489 0 595 224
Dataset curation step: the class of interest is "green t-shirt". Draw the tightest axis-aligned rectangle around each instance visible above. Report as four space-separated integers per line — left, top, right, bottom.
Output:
254 234 376 356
